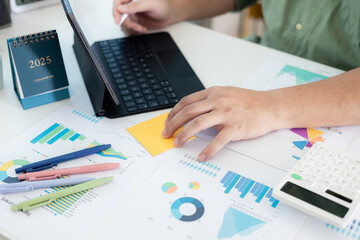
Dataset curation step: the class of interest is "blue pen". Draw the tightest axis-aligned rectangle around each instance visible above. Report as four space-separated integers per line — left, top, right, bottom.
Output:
15 144 111 173
0 177 95 194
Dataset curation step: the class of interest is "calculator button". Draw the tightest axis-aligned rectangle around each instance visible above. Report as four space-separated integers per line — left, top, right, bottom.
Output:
306 155 319 162
311 150 322 157
291 173 303 180
318 161 330 169
300 162 312 170
350 183 360 191
325 172 337 180
331 185 345 192
342 171 353 179
346 190 358 198
304 179 315 186
312 167 324 175
305 173 318 180
294 168 307 175
335 159 345 167
330 165 342 173
340 153 351 161
316 143 328 152
347 165 359 172
323 151 337 161
352 159 360 166
355 176 360 183
319 179 331 186
337 178 349 185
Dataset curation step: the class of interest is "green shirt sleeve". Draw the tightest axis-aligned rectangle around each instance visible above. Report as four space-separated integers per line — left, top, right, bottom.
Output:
234 0 258 11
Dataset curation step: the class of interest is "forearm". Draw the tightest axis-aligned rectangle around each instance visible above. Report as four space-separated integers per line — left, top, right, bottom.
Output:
270 67 360 129
171 0 236 22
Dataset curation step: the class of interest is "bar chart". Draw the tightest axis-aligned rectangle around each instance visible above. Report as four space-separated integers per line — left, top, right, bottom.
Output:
31 123 86 145
45 184 88 216
220 171 279 208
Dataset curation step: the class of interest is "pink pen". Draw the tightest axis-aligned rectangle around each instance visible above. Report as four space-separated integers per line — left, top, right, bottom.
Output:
17 163 120 181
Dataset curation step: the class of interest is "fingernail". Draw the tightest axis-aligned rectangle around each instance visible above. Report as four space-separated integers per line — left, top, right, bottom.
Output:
198 154 206 162
161 129 167 138
173 138 179 146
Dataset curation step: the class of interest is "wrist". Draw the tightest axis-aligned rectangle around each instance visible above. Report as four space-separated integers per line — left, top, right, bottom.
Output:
265 89 294 131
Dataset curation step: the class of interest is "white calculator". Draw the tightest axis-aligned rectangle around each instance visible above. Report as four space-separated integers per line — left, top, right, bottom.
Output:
273 142 360 227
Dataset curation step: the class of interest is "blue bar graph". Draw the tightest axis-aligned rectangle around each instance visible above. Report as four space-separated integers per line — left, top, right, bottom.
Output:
31 123 59 144
220 171 280 208
31 123 85 145
250 182 260 193
235 176 246 189
47 128 70 145
256 186 269 203
225 174 241 194
240 180 255 198
221 171 232 184
239 179 251 192
69 133 81 141
254 184 265 197
224 172 237 188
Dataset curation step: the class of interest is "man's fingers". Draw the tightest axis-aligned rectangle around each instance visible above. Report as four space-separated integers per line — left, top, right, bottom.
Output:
162 100 214 138
117 0 155 14
166 90 208 125
173 111 223 147
122 17 147 33
198 128 234 161
113 0 131 24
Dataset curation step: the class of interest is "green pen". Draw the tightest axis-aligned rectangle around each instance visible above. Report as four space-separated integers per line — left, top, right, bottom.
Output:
11 176 113 212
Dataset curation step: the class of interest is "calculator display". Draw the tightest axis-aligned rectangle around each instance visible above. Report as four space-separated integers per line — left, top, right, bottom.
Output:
281 182 349 218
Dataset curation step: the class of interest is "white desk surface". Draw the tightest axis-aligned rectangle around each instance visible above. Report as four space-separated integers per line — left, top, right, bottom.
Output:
0 1 349 239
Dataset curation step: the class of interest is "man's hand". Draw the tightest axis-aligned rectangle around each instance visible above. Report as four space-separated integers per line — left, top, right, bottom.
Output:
162 87 279 161
113 0 176 34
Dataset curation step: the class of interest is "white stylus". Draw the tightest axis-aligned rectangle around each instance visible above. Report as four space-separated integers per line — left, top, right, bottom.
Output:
119 13 129 26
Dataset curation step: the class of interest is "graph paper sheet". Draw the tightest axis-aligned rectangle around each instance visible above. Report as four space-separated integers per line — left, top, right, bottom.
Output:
1 52 360 239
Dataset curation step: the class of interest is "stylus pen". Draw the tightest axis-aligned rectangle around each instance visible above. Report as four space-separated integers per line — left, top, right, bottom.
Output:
11 177 113 212
15 144 112 173
0 177 95 194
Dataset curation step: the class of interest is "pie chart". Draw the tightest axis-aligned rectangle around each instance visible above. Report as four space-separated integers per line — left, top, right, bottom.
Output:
162 182 177 194
189 181 200 190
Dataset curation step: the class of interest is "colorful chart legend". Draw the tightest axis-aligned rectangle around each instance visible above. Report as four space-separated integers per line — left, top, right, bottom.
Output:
31 123 85 145
291 128 324 150
220 171 279 208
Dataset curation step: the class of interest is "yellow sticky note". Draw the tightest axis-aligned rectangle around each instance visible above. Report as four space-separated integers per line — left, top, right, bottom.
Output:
127 112 195 156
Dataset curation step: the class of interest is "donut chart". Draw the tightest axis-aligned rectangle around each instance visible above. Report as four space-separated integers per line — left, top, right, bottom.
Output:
0 159 30 183
171 197 205 222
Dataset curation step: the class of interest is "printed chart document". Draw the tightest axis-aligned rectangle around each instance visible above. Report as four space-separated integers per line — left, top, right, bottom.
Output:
1 52 360 239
